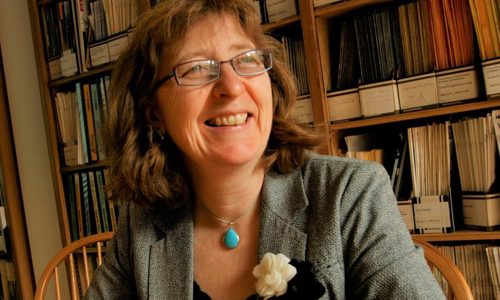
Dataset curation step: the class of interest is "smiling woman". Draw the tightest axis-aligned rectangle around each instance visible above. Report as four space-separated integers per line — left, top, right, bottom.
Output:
84 0 446 299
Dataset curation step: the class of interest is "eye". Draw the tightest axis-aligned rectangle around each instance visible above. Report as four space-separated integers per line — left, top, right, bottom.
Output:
177 61 217 79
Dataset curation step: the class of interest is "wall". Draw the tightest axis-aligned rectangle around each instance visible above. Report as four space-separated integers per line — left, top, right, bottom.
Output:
0 0 63 287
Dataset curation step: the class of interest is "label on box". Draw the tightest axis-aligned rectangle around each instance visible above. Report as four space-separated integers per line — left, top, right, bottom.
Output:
294 96 314 124
90 43 111 67
413 201 451 232
108 34 129 61
482 60 500 97
398 74 438 110
413 195 451 233
327 90 361 121
437 68 478 104
359 81 399 117
61 50 78 77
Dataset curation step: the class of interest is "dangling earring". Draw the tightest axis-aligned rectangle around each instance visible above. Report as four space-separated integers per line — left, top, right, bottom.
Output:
154 128 165 141
148 126 165 146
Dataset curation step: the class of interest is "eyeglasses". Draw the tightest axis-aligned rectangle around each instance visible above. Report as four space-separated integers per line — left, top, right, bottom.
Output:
154 49 272 88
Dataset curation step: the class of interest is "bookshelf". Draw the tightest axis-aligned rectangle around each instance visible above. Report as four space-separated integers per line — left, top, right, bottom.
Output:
0 46 35 299
27 0 499 292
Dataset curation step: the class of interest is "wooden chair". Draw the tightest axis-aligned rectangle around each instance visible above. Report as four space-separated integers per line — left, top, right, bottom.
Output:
412 237 474 300
34 232 114 300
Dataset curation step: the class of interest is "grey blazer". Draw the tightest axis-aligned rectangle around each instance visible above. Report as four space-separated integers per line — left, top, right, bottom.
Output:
85 154 445 299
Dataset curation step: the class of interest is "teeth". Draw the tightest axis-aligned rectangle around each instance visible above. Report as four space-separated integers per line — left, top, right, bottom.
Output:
210 113 248 127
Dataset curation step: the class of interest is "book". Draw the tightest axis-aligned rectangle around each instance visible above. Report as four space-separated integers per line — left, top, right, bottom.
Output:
75 82 89 164
74 173 85 239
83 83 98 161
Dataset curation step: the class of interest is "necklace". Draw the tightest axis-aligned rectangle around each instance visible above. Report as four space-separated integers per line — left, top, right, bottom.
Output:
199 201 252 250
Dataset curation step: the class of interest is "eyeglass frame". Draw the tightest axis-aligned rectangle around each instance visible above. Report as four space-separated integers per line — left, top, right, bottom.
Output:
153 48 273 89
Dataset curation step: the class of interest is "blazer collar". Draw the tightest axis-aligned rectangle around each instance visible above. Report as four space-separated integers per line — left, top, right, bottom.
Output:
149 167 308 299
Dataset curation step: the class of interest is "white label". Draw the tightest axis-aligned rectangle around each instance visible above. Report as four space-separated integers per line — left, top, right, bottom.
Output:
398 76 438 110
437 69 478 103
327 91 361 121
108 35 129 61
483 63 500 96
359 83 399 117
90 43 110 66
413 201 451 230
61 50 78 77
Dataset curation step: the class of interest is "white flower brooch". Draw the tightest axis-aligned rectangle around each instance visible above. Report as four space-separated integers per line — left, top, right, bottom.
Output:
252 253 297 299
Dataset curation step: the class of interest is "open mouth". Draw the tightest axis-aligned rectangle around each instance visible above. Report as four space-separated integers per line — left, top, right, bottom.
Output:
205 113 249 127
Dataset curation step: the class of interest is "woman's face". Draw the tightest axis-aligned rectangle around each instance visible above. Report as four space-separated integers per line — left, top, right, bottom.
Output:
153 14 273 172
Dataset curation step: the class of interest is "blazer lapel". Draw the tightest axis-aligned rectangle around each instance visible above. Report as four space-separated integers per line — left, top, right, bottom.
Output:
149 204 194 299
258 168 308 261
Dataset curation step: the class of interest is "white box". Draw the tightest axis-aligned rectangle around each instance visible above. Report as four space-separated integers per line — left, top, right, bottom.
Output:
266 0 297 23
462 193 500 231
327 88 362 122
436 65 479 104
359 80 400 117
397 73 438 111
413 195 452 234
482 58 500 98
294 95 314 124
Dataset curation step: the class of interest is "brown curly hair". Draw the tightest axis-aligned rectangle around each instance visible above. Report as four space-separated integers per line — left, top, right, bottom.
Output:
104 0 323 208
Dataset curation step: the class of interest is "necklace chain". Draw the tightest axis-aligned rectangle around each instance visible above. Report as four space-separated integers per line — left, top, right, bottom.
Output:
199 200 253 226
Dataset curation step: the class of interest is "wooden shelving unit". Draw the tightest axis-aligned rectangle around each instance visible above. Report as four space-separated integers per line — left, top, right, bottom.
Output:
27 0 500 268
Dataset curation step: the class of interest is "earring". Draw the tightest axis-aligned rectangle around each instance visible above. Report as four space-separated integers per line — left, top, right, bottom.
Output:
148 126 165 145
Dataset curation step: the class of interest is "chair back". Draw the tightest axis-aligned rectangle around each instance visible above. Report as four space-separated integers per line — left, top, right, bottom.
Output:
34 232 114 300
412 237 474 300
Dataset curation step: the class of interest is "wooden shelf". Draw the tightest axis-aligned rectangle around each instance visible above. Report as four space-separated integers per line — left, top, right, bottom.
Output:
48 64 114 88
412 230 500 242
262 15 301 32
60 161 110 174
329 99 500 131
315 0 395 18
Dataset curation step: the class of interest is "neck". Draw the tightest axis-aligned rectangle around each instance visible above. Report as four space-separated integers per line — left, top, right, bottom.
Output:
189 159 266 221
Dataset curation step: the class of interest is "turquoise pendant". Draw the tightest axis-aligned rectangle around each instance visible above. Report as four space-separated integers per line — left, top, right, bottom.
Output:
223 227 239 249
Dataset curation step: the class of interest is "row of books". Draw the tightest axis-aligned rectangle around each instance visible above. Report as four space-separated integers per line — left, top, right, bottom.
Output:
40 0 139 79
318 0 480 92
0 260 15 300
55 74 110 166
485 246 500 299
63 169 119 241
279 30 309 96
434 243 498 300
342 111 499 232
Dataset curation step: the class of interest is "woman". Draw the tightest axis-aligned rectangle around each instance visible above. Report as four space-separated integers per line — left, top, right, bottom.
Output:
85 0 445 299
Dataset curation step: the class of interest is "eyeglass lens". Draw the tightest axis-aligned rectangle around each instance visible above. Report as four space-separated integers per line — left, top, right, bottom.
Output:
174 49 272 86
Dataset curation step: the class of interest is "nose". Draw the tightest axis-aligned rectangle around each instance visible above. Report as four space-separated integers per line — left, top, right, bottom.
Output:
212 62 244 98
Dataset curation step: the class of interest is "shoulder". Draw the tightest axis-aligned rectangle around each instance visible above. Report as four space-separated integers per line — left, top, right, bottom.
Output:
300 152 389 191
